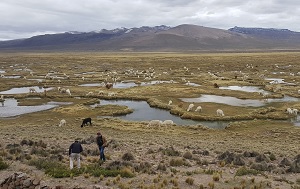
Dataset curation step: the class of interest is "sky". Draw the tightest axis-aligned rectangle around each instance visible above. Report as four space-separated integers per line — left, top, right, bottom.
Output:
1 0 300 41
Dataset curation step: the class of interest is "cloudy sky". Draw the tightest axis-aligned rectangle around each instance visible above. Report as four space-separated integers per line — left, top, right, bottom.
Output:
1 0 299 40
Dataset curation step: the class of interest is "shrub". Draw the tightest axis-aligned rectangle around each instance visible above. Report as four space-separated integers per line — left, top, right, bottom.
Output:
185 177 194 185
0 159 9 170
235 166 261 176
170 158 184 167
170 178 178 186
157 163 167 171
30 147 48 157
269 153 276 161
122 152 135 161
183 151 193 159
212 173 220 181
161 146 180 156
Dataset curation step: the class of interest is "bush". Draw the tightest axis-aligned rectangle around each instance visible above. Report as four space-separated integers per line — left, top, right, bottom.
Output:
122 152 135 161
0 159 9 170
185 177 194 185
183 151 193 159
161 146 180 156
269 153 276 161
235 166 261 176
170 158 184 167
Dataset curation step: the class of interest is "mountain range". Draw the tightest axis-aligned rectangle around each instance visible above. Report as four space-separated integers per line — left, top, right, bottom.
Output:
1 24 300 52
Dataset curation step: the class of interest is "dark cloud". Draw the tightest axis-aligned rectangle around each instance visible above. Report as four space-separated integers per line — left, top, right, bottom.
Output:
0 0 299 40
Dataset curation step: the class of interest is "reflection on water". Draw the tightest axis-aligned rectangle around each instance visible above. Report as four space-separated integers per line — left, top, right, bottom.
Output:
219 86 269 94
181 95 300 107
0 86 53 94
95 100 229 129
0 98 58 118
290 115 300 126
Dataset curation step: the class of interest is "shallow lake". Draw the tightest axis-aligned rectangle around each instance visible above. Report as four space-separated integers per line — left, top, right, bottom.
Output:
0 86 53 94
180 94 300 107
0 98 70 118
219 86 269 94
1 75 21 79
94 100 229 129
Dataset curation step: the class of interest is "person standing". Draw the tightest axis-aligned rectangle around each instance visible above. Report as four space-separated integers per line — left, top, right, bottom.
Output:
96 132 107 161
69 140 83 169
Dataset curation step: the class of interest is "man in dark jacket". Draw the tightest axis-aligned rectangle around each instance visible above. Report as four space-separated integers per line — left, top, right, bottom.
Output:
69 140 83 169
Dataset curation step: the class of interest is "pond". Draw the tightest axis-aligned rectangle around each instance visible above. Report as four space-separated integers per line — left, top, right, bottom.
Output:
1 75 21 79
219 86 270 94
290 115 300 126
180 94 300 107
94 100 230 129
0 86 53 94
265 78 296 85
0 98 71 118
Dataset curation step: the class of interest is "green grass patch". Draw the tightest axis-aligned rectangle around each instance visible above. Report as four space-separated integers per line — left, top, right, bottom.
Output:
28 158 135 178
235 166 262 176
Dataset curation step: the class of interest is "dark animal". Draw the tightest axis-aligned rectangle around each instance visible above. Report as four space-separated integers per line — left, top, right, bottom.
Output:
81 117 92 127
105 83 113 89
214 83 219 88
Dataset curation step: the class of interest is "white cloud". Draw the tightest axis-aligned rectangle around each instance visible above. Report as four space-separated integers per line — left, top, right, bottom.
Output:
0 0 299 40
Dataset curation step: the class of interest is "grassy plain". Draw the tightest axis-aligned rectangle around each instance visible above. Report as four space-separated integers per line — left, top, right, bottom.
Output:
0 52 300 188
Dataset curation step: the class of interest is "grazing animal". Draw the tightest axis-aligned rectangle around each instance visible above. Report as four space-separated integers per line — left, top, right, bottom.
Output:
81 118 92 127
162 120 175 126
292 108 299 115
29 88 37 93
108 92 116 97
59 119 66 127
195 106 202 112
216 109 224 116
187 103 194 111
214 83 219 88
147 120 163 127
59 88 66 93
286 108 293 114
86 91 93 96
66 89 71 96
105 83 113 89
168 100 172 105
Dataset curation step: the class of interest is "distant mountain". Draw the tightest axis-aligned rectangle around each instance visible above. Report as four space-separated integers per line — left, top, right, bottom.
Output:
1 24 300 52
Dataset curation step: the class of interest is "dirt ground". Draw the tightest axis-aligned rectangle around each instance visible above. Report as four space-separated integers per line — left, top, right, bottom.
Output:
0 52 300 189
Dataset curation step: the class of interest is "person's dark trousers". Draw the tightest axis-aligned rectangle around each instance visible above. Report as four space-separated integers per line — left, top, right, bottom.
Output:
99 146 105 161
